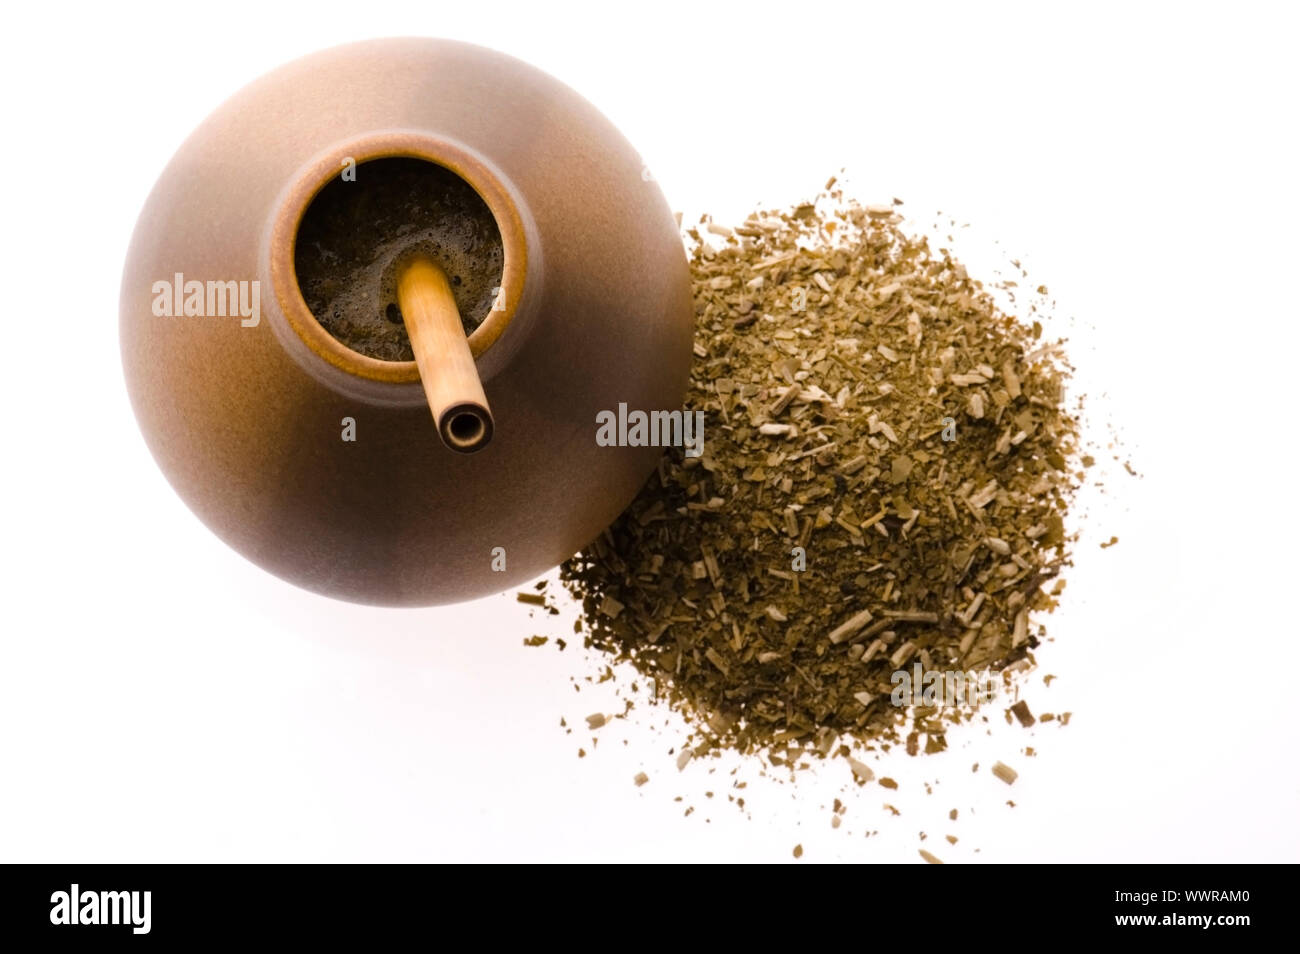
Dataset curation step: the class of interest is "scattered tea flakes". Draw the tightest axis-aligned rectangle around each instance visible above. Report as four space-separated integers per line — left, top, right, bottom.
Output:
793 843 804 859
559 185 1084 770
676 748 693 771
949 809 958 821
523 635 548 647
919 849 944 865
945 835 958 845
1100 535 1119 549
586 713 607 730
634 772 649 787
831 815 842 829
992 761 1019 785
1010 700 1036 728
516 592 546 607
879 777 899 790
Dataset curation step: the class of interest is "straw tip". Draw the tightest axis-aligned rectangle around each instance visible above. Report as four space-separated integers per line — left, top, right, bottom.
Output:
439 404 494 453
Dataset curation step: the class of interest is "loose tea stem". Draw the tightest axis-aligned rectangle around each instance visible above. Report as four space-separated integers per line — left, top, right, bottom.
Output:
397 253 494 453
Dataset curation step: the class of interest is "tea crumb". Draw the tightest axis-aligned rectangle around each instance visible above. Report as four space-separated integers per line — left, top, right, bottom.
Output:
992 761 1019 785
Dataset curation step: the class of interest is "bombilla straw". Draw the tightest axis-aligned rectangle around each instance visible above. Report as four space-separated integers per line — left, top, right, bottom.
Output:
396 253 495 453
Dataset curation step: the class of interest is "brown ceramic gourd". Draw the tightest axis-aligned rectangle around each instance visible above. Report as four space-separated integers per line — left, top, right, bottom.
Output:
120 38 693 606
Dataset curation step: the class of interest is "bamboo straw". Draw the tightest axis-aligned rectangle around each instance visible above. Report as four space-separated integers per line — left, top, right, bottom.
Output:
396 253 494 453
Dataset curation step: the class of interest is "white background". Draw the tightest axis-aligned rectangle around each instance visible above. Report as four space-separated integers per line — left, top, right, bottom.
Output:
1 1 1297 863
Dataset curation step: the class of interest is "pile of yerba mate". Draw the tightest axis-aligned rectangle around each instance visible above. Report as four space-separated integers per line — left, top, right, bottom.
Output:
560 183 1081 766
